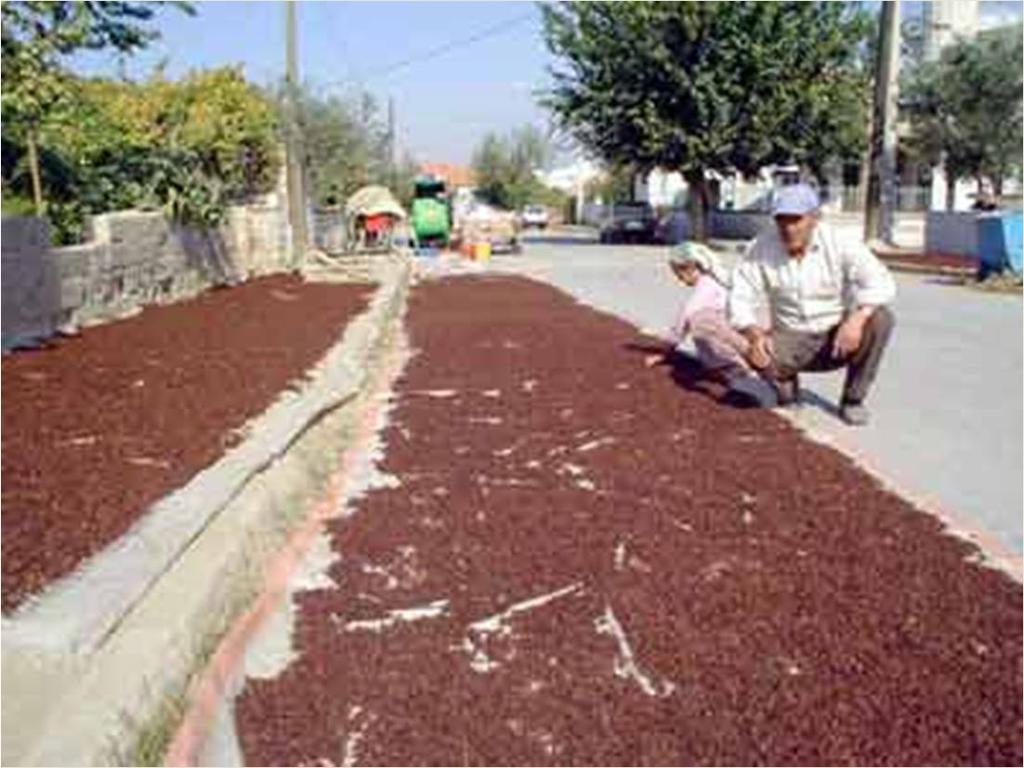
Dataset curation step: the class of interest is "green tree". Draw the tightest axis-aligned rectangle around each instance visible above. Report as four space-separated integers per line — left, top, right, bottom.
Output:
385 152 419 210
1 1 192 214
5 67 280 242
584 164 637 205
541 2 872 239
472 132 512 207
298 90 377 205
472 125 552 210
904 24 1023 207
285 86 412 207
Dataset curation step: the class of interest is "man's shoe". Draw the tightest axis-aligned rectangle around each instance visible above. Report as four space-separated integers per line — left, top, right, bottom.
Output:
840 402 870 426
774 376 801 408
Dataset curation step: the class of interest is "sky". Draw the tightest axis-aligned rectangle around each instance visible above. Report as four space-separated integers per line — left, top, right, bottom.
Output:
73 1 553 166
71 0 1023 167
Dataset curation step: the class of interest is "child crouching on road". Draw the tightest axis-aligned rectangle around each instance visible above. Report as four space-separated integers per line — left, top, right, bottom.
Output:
646 242 754 390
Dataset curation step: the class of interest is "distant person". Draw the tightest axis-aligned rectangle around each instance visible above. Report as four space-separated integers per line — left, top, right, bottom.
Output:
646 242 753 392
729 183 896 425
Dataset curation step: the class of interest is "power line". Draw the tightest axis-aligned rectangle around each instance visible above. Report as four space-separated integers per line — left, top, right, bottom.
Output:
319 10 535 89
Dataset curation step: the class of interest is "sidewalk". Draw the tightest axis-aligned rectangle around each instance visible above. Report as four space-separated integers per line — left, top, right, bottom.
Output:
229 275 1021 766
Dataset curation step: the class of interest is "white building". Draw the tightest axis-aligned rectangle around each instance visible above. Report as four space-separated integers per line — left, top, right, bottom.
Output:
632 168 687 207
535 159 603 194
924 0 980 61
535 159 604 222
633 166 801 212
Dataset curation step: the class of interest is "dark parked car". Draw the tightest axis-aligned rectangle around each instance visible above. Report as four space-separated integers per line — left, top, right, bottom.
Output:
598 203 657 244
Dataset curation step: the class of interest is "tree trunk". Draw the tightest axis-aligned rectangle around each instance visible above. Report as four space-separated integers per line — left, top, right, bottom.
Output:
686 172 710 242
944 161 955 211
27 130 44 217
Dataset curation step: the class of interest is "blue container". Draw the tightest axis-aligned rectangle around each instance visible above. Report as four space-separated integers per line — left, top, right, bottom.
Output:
977 212 1023 276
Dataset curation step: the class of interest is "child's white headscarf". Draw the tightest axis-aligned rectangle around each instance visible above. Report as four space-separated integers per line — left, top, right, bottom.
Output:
669 242 730 287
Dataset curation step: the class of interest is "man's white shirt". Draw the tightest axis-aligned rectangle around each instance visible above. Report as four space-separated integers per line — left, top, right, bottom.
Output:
728 221 896 334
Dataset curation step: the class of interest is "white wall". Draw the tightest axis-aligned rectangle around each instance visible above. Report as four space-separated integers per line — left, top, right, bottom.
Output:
635 169 687 207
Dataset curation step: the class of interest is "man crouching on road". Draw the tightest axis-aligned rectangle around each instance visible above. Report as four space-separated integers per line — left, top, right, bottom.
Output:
728 183 896 426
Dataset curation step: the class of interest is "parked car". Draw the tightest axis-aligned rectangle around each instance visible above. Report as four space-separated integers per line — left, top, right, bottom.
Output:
598 203 657 244
520 204 550 229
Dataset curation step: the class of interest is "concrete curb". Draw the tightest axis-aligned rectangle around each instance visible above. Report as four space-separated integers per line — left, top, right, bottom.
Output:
1 261 410 766
879 260 975 278
165 309 411 767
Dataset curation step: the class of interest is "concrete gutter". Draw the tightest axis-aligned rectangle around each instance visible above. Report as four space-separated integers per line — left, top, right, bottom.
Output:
1 259 410 766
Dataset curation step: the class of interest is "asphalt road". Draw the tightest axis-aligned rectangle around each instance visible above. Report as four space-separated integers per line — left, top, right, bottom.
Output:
500 228 1024 561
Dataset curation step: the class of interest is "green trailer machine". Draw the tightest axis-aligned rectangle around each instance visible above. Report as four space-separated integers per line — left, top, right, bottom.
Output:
411 175 451 249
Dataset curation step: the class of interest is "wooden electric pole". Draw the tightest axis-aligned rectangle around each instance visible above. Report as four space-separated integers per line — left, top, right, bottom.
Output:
386 96 396 189
864 0 901 245
285 0 309 269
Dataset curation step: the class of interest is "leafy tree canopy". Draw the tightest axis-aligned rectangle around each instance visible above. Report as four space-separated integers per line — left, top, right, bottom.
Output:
4 67 279 241
279 85 418 208
472 125 558 210
1 0 194 223
904 24 1023 197
541 1 872 236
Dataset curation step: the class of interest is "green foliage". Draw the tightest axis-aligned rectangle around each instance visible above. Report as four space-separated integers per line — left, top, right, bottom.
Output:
283 85 413 208
472 125 555 210
1 2 192 58
1 1 179 130
0 1 255 241
390 152 421 210
585 164 637 205
1 1 192 218
296 90 380 205
3 67 280 243
529 181 571 212
541 2 872 235
904 24 1024 196
0 188 37 216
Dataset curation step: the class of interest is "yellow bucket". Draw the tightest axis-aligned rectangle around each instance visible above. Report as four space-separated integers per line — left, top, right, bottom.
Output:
473 241 492 262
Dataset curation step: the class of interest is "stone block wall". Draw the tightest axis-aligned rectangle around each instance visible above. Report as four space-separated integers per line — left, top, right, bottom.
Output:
1 217 63 349
2 203 293 350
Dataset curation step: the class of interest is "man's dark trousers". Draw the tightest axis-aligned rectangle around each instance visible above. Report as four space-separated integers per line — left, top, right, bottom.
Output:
766 306 895 405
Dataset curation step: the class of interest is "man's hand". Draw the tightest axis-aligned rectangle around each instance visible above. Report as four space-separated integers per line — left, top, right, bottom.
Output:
742 327 772 370
832 308 873 359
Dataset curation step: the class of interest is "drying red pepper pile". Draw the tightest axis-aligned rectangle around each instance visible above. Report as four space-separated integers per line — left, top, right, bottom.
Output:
2 275 374 613
237 276 1021 766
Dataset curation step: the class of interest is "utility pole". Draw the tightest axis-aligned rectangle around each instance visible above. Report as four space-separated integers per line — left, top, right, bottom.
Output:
386 96 396 189
284 0 309 270
864 0 901 245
